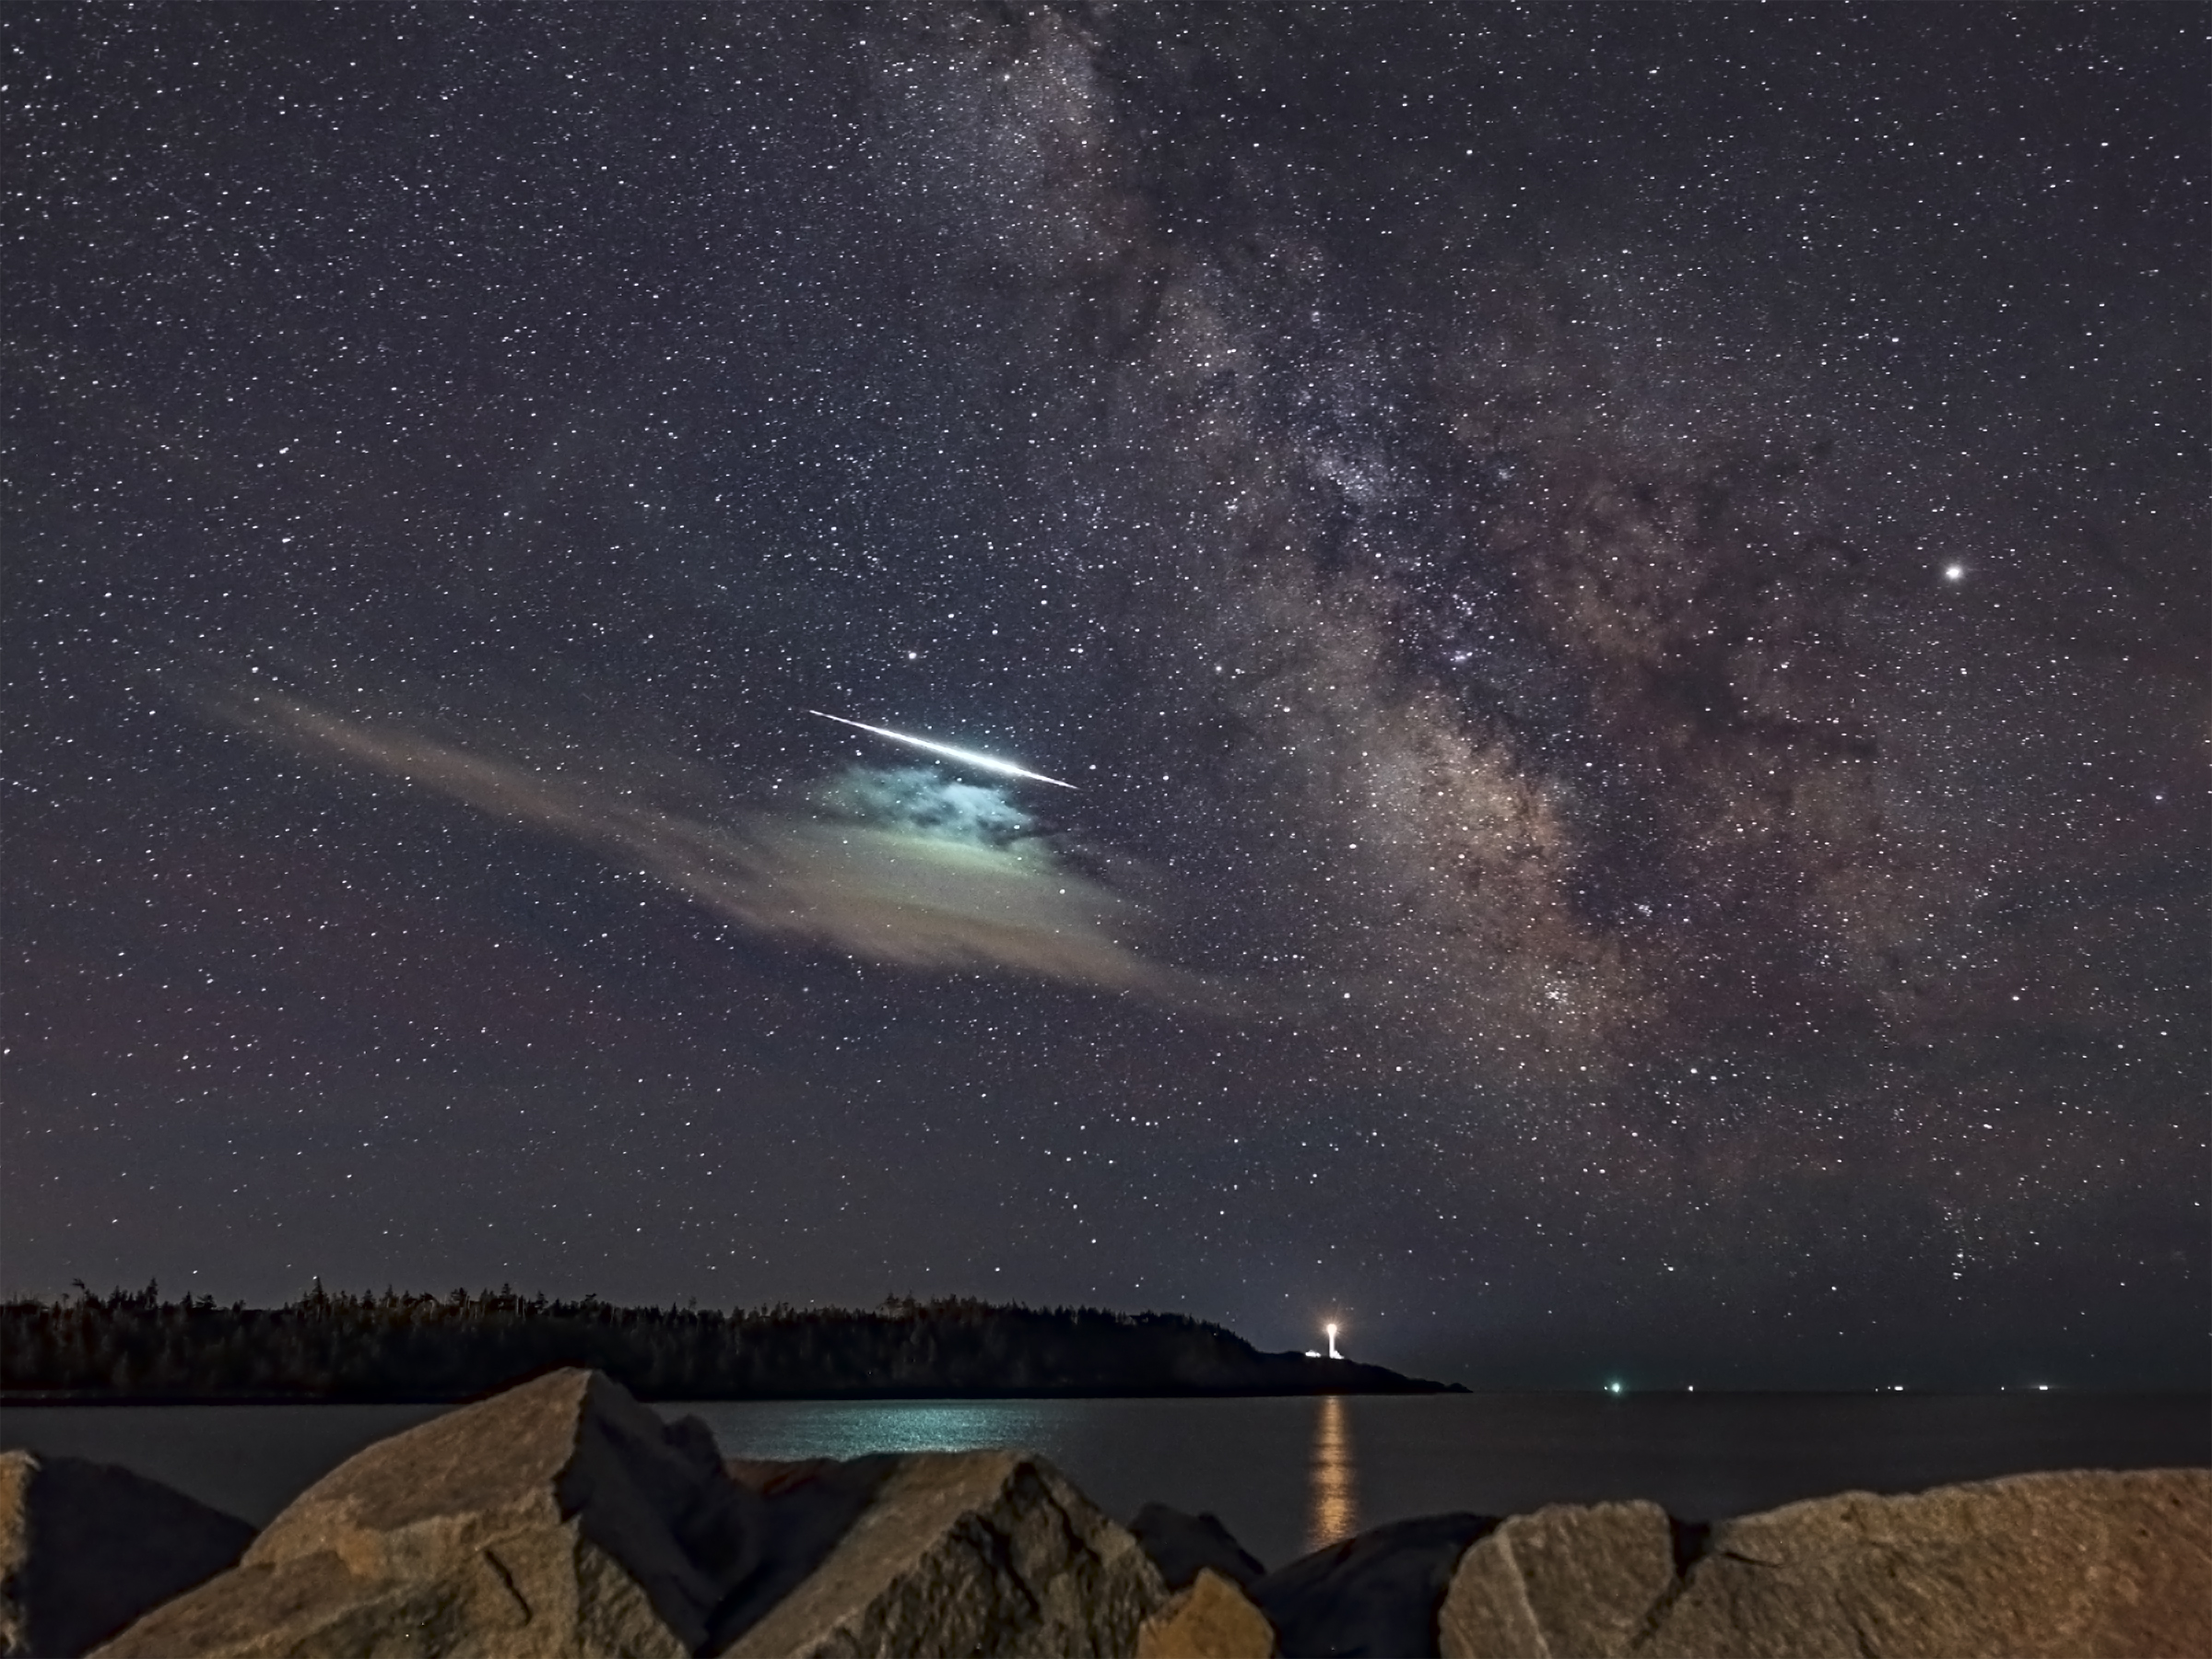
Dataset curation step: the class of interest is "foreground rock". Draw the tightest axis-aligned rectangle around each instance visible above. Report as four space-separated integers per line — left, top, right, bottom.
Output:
1255 1513 1495 1658
1137 1568 1277 1659
1131 1504 1268 1594
1438 1468 2212 1659
720 1450 1167 1657
1438 1500 1680 1659
1 1451 254 1657
1641 1467 2212 1659
95 1368 767 1658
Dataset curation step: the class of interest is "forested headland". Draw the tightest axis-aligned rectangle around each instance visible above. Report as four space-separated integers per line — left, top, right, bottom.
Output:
0 1283 1460 1402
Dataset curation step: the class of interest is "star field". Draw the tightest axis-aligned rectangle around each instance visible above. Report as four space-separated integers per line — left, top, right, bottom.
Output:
4 4 2204 1386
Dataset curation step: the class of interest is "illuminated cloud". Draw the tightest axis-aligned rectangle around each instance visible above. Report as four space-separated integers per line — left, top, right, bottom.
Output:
219 694 1209 1003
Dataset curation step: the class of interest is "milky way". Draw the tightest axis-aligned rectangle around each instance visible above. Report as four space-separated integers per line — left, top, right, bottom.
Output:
6 4 2204 1384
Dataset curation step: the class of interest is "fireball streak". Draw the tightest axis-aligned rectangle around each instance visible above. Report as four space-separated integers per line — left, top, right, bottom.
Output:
806 711 1078 789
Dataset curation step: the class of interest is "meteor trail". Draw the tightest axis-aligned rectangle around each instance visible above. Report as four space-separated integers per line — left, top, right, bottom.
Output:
806 711 1077 788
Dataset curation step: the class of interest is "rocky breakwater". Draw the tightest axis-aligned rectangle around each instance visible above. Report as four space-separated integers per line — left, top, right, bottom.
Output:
84 1368 1167 1658
89 1368 771 1657
1435 1471 2212 1659
0 1366 2195 1658
1129 1470 2212 1659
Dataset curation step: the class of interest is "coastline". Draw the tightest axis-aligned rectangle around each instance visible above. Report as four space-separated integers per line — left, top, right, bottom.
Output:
0 1290 1466 1404
0 1373 1467 1407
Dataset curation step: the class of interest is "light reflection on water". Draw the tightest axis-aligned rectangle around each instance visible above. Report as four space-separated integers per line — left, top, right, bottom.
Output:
687 1399 1074 1462
1305 1394 1359 1553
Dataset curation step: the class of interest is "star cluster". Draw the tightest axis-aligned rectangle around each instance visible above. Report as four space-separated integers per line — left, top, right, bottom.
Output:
4 4 2203 1385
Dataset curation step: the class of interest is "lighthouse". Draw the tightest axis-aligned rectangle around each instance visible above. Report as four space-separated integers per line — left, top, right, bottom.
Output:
1325 1323 1341 1359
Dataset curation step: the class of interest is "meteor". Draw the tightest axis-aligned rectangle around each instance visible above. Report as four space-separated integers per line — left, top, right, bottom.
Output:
806 711 1077 789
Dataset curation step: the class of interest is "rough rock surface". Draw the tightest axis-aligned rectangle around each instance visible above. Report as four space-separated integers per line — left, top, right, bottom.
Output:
94 1367 767 1658
1136 1567 1277 1659
1253 1513 1496 1659
1640 1467 2212 1659
1132 1503 1269 1593
719 1455 906 1643
1437 1500 1680 1659
720 1449 1167 1657
0 1450 254 1658
1438 1468 2211 1659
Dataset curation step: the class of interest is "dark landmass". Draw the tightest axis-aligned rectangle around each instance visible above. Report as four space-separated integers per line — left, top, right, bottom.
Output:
0 1283 1462 1402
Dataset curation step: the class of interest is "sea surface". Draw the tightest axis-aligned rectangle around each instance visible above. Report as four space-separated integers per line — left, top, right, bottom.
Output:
5 1392 2204 1571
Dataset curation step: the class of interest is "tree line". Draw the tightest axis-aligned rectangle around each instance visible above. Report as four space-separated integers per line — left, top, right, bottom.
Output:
0 1282 1442 1400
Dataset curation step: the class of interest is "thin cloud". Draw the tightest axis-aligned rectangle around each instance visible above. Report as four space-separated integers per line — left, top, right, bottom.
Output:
218 692 1214 1004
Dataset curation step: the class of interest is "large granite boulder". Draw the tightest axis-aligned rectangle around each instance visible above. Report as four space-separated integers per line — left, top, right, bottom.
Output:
1438 1468 2211 1659
1640 1467 2212 1659
1437 1500 1681 1659
1131 1503 1269 1594
94 1368 768 1658
1253 1513 1496 1658
1137 1567 1277 1659
719 1450 1167 1657
1 1450 254 1657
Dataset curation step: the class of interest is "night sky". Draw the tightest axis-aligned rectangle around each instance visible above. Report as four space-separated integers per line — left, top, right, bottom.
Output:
6 4 2205 1388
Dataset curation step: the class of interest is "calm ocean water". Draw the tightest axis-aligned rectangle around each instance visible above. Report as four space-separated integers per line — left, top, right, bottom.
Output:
5 1392 2204 1571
